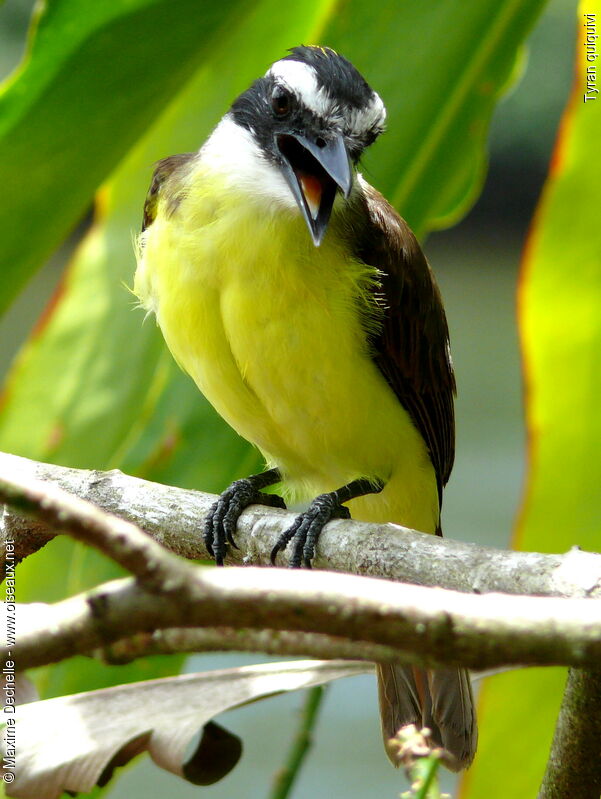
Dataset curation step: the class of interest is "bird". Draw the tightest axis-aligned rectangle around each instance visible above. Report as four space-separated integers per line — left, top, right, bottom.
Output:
134 44 477 771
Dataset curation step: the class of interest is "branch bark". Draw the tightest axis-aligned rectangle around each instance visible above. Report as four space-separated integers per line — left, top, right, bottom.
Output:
538 668 601 799
0 459 196 595
2 451 600 675
1 451 600 599
96 627 406 667
7 566 601 673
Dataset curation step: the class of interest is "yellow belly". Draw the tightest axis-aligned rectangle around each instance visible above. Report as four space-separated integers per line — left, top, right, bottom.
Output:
135 174 439 534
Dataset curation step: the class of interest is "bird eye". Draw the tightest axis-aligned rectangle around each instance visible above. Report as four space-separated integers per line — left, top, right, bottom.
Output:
271 88 291 117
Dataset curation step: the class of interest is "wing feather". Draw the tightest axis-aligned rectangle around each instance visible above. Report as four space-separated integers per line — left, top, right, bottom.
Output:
348 183 456 507
141 153 196 232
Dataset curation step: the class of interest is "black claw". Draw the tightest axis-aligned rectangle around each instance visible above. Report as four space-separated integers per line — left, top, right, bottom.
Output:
303 537 316 569
271 517 301 565
204 473 284 565
271 477 381 568
289 517 310 569
273 493 350 569
223 506 241 549
264 494 287 510
204 501 221 558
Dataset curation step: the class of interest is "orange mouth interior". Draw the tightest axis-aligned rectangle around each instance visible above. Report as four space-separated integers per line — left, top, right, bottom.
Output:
299 172 323 220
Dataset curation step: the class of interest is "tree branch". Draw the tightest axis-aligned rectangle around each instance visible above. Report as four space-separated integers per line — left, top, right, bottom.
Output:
2 451 601 799
2 450 600 676
0 459 196 596
537 667 601 799
1 451 600 599
96 626 405 667
7 565 601 673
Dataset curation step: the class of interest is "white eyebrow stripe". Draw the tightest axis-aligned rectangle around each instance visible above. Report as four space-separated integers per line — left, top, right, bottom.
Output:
267 60 331 117
267 59 387 138
347 93 386 136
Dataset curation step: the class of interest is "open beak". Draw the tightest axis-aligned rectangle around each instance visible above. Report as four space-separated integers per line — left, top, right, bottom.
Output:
276 132 352 246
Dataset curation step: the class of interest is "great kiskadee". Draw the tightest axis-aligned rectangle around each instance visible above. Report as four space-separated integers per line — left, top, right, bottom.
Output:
135 45 477 771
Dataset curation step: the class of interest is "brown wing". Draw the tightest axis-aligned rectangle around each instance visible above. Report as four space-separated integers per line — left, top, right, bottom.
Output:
348 183 456 508
142 153 196 232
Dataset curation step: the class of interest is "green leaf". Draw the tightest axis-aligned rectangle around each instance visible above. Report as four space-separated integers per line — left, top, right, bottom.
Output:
518 50 601 554
322 0 547 234
461 2 601 795
0 0 252 316
462 669 565 798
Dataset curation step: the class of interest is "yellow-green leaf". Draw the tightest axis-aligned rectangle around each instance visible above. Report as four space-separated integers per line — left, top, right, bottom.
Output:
0 0 251 315
461 1 601 795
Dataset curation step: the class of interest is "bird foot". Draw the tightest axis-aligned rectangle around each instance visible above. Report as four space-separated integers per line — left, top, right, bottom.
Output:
205 478 286 565
270 493 351 568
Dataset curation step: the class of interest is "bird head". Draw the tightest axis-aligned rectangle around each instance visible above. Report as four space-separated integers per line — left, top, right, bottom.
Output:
205 46 386 246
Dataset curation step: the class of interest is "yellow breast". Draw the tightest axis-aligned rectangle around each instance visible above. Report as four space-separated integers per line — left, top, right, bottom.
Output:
135 165 439 533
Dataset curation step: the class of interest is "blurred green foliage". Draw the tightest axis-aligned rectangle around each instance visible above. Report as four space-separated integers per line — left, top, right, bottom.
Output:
1 0 599 797
464 1 601 793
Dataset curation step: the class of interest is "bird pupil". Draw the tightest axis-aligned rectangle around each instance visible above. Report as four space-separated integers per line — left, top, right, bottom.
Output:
272 90 289 116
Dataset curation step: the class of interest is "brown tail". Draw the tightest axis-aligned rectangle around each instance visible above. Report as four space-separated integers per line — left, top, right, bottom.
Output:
376 663 477 771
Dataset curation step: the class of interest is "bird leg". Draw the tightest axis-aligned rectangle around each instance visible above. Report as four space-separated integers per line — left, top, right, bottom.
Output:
270 477 384 568
204 467 285 565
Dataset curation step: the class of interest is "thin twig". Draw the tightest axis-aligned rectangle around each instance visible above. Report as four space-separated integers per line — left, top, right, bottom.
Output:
413 756 442 799
96 627 396 667
269 686 326 799
395 726 444 799
537 667 601 799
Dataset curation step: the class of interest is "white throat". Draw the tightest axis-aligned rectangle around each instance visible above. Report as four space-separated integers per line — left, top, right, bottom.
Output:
199 116 297 212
